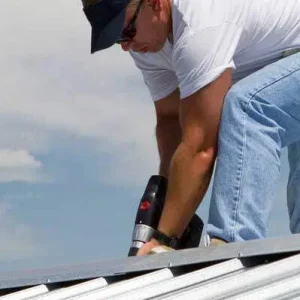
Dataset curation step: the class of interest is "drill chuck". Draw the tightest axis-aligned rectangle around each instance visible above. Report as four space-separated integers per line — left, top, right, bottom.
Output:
128 224 155 256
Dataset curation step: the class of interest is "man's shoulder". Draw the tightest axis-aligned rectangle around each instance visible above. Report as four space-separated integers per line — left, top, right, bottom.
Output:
171 0 239 50
172 0 233 31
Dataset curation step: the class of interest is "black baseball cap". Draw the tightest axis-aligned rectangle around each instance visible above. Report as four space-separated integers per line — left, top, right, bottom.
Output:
83 0 131 53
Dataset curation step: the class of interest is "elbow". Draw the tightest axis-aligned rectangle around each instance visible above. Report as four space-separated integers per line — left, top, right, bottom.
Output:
191 144 217 172
178 141 217 178
181 129 218 171
197 146 218 170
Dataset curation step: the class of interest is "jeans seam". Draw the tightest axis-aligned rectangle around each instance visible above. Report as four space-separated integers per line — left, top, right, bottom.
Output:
230 99 249 242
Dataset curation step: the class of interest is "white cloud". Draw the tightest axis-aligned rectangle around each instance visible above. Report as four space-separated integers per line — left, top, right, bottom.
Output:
0 149 49 183
0 1 159 185
0 149 41 169
0 202 45 260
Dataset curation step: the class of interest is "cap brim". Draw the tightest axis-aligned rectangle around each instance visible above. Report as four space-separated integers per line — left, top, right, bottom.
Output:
91 9 126 53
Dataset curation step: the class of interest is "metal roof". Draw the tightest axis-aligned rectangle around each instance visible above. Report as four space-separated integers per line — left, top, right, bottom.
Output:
1 234 300 300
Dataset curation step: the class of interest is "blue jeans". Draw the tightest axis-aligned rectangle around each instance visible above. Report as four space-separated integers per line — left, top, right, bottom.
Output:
207 52 300 243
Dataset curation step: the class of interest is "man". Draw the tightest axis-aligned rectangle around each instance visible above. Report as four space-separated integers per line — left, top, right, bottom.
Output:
82 0 300 255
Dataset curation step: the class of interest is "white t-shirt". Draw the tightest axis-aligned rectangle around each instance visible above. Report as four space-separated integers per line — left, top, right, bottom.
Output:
130 0 300 101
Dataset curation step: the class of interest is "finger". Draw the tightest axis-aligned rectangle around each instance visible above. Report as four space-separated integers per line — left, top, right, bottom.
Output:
136 243 153 256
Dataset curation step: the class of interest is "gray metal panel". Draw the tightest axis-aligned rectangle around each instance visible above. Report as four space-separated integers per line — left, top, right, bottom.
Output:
30 277 108 300
111 259 245 300
0 285 48 300
159 253 300 300
227 273 300 300
0 252 300 300
0 234 300 290
71 269 173 300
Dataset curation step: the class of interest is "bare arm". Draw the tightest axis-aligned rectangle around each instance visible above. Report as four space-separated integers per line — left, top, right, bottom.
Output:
156 69 232 239
155 88 181 178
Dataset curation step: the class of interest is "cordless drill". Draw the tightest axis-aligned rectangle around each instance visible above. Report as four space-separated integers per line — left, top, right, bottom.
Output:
128 175 204 256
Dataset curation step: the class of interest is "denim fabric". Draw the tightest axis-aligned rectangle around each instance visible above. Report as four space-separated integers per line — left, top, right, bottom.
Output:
288 141 300 233
207 52 300 242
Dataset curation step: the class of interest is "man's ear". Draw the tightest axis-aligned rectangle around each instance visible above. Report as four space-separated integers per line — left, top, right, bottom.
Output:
146 0 162 11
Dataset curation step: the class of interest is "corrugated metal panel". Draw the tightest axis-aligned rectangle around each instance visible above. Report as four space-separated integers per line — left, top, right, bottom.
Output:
157 253 300 300
1 235 300 300
72 269 173 300
1 233 300 291
0 285 48 300
227 274 300 300
112 259 245 300
30 277 108 300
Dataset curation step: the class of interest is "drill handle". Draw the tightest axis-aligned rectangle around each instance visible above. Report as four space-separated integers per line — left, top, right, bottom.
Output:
134 175 167 229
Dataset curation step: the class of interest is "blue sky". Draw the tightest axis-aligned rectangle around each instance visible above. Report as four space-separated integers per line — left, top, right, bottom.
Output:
0 1 291 271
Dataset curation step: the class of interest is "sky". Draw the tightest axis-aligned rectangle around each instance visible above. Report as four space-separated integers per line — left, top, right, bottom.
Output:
0 1 292 272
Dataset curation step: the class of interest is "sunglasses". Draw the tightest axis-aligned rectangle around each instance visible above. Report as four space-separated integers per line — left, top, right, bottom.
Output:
117 0 144 44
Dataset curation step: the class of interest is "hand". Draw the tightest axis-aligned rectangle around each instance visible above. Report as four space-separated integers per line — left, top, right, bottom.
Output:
136 239 163 256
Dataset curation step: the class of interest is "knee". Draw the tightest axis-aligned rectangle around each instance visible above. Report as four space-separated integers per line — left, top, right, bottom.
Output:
218 83 249 131
223 83 249 113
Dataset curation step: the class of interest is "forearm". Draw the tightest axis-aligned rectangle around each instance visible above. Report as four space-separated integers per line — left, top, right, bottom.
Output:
156 116 182 178
156 117 216 239
154 69 231 240
158 142 216 238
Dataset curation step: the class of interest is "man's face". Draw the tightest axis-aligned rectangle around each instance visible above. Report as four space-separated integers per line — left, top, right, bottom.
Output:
120 0 172 53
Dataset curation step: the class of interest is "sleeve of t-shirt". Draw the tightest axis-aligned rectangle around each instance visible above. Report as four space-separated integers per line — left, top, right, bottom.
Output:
173 23 243 99
130 52 179 102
